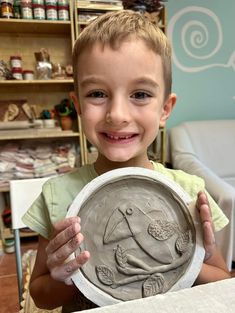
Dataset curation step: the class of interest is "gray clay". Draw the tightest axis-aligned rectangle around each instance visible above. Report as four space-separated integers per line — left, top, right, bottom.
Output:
76 177 195 301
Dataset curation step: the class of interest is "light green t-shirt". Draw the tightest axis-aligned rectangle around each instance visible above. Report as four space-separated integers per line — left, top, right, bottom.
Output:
23 162 228 239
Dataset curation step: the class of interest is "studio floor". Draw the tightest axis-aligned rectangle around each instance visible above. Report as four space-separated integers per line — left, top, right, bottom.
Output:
0 237 38 313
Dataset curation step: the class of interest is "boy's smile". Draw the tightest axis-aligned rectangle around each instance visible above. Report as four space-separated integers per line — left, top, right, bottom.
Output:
100 131 138 144
76 39 175 172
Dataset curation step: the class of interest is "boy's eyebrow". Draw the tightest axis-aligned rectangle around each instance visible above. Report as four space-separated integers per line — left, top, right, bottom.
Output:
79 77 159 89
79 77 104 87
133 78 159 89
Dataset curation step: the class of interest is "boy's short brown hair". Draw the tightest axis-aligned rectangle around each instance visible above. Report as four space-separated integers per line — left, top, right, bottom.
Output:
73 10 172 99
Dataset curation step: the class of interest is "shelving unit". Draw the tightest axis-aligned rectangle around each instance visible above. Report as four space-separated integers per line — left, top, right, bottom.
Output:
75 0 123 38
0 19 74 104
145 7 167 165
0 0 86 163
150 127 166 165
0 2 85 239
0 129 80 141
1 225 37 241
0 186 10 193
0 18 73 35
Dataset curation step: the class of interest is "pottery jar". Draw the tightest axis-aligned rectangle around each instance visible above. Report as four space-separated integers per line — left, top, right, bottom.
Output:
46 4 57 20
60 115 73 130
10 55 22 69
12 67 23 80
33 3 45 19
23 70 34 80
0 0 14 18
58 5 69 20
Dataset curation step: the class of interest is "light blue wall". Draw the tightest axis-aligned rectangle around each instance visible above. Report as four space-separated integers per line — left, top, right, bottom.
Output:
166 0 235 128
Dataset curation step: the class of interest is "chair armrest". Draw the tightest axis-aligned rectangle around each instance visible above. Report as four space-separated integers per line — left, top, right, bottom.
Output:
172 152 235 205
170 124 235 266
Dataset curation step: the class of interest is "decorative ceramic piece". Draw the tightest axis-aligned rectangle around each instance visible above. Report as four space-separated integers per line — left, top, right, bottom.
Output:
66 167 205 307
60 115 73 130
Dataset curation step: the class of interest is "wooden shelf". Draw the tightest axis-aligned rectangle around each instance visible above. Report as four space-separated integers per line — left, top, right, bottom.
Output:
0 186 10 192
2 226 37 240
0 216 37 250
0 129 80 141
0 19 71 34
77 4 122 11
0 79 74 86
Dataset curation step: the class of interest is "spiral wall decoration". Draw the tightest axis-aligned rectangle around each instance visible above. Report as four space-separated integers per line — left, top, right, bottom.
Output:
167 6 235 73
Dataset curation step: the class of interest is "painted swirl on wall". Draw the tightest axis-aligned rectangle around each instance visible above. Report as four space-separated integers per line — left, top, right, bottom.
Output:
167 6 235 73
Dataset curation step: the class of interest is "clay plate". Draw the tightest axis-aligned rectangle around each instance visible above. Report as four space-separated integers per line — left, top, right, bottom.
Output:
66 167 205 306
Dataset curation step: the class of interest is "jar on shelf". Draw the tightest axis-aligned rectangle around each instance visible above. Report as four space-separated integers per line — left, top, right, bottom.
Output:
12 67 23 80
13 4 21 18
23 70 34 80
0 0 14 18
46 4 57 20
20 0 33 19
45 0 57 5
57 0 68 6
13 0 21 17
58 5 69 20
33 3 45 19
10 55 22 69
32 0 44 4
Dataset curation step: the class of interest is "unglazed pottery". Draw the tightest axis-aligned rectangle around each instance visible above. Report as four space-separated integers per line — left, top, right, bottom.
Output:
66 167 205 306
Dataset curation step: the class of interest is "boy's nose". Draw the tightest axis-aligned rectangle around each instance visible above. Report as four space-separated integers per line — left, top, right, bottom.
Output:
106 97 131 126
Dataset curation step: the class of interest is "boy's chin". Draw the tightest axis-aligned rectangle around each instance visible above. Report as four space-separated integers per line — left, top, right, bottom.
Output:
102 152 135 164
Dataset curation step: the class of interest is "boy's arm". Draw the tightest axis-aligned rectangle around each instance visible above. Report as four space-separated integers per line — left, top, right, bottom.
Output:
194 192 231 285
30 217 90 310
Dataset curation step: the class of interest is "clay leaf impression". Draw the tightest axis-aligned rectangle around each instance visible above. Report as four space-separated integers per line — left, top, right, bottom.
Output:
115 244 128 268
176 230 192 255
96 265 115 286
142 273 165 297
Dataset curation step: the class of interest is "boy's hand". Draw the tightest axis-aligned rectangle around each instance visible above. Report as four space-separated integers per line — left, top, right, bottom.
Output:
45 217 90 285
196 191 216 261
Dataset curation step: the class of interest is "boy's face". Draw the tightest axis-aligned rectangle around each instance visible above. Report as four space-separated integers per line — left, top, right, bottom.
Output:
76 39 175 168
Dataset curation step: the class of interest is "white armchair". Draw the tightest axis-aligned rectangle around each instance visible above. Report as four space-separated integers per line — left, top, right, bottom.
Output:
169 120 235 269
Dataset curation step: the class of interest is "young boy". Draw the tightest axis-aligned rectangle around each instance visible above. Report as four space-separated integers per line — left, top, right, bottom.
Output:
23 10 231 312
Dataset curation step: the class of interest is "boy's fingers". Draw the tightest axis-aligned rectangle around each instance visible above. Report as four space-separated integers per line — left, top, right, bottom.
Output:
53 217 81 234
50 251 90 283
47 233 84 268
46 222 81 255
203 221 215 246
199 204 213 225
196 191 208 207
203 221 216 260
196 191 216 261
196 191 213 227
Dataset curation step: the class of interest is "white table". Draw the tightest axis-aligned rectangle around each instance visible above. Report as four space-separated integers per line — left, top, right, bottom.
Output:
77 278 235 313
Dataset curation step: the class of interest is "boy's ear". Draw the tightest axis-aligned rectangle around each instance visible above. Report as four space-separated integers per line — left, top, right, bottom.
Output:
69 91 81 115
159 93 177 128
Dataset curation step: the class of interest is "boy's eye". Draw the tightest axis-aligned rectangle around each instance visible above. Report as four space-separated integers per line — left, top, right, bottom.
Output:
87 91 106 98
131 91 152 100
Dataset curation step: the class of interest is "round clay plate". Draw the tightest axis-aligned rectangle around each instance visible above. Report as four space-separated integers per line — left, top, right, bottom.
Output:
66 167 205 306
